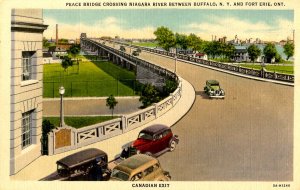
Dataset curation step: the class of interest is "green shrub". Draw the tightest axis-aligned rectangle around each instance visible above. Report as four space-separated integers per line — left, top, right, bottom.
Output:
139 83 161 108
40 119 55 155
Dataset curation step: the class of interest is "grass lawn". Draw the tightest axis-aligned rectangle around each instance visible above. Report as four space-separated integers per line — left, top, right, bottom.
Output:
43 59 137 97
43 116 118 129
132 42 158 48
239 64 294 74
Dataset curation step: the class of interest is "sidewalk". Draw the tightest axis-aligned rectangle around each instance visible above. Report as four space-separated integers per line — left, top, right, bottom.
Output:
10 77 195 180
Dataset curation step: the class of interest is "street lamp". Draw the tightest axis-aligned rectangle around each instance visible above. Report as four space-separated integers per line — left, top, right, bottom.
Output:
59 86 65 127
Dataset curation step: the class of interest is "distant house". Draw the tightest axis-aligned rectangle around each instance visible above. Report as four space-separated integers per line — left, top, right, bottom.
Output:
193 53 208 60
42 46 65 63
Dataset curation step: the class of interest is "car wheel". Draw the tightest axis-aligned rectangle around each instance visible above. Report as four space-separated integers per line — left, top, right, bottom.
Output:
169 140 177 152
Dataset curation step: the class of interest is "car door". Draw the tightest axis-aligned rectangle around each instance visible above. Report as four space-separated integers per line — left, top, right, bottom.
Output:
161 129 172 150
152 132 164 153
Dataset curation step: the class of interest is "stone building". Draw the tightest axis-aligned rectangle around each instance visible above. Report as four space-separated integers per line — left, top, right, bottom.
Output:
10 9 47 175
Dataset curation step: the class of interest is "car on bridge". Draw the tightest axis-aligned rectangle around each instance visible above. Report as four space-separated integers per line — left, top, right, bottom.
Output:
121 124 179 158
110 154 171 181
204 80 225 99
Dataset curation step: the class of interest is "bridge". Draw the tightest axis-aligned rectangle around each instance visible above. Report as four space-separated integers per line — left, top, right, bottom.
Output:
81 37 293 181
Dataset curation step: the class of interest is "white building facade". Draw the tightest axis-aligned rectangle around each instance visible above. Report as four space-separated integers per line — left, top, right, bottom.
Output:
10 9 47 175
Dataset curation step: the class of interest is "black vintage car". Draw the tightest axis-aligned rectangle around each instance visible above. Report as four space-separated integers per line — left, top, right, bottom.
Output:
56 148 110 181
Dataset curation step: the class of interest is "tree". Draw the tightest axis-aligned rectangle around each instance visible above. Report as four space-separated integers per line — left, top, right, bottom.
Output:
187 33 203 52
222 43 235 59
139 83 160 108
163 79 178 96
68 44 81 63
247 44 261 62
283 42 294 60
263 43 277 63
106 95 118 118
154 26 176 51
61 56 73 71
43 37 50 48
175 33 189 50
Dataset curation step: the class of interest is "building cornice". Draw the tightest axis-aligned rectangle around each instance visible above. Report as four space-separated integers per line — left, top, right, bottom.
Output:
11 21 48 33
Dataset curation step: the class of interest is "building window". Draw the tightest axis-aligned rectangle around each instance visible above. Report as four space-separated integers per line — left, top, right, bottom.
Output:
22 51 35 81
21 110 33 148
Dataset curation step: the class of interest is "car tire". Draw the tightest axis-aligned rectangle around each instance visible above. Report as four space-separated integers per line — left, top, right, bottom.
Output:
169 140 177 152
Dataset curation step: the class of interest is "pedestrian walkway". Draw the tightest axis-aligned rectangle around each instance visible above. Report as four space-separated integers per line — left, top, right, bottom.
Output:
10 77 195 180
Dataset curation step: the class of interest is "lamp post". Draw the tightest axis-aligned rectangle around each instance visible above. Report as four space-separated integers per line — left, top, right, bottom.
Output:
59 86 65 127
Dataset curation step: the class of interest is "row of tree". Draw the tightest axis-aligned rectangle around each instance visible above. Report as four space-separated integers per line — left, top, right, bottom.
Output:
153 26 294 63
247 42 294 63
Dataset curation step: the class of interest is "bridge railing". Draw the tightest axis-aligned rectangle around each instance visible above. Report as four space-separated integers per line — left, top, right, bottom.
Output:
47 39 182 155
105 39 294 83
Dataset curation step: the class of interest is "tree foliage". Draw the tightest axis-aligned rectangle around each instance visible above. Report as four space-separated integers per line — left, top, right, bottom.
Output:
187 33 203 52
175 33 189 50
61 56 73 71
41 120 55 155
163 79 178 96
263 43 278 63
43 37 50 48
154 26 176 51
68 44 81 58
283 42 294 60
203 41 235 59
247 44 261 62
139 83 160 108
106 95 118 118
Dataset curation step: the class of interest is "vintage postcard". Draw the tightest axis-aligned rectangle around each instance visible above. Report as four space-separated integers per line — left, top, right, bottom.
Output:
0 0 299 189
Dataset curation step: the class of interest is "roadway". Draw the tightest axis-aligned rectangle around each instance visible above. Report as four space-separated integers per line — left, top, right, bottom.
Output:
140 50 293 181
101 40 294 181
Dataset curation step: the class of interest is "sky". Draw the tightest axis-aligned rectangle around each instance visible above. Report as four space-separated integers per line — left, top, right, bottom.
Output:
43 9 294 42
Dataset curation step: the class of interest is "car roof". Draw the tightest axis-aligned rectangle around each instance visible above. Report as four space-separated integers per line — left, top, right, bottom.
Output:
140 124 169 135
114 154 158 176
56 148 107 168
206 80 219 85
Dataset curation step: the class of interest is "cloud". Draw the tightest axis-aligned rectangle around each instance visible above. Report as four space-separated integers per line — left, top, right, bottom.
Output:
43 17 156 39
183 15 294 41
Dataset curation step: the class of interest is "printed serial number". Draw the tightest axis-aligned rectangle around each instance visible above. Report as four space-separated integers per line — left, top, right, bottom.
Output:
273 184 290 188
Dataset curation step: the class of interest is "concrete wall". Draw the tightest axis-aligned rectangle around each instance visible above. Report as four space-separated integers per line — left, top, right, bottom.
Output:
136 64 165 89
10 9 47 175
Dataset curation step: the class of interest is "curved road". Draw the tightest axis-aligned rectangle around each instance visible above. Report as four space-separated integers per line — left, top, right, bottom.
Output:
104 41 293 181
139 50 293 181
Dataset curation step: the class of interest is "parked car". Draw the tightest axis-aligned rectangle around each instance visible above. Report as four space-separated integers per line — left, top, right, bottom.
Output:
110 154 171 181
122 124 179 158
203 80 225 99
56 148 110 181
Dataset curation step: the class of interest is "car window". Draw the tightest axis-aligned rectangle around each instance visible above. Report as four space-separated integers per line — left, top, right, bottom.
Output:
144 166 154 176
130 172 142 181
154 133 163 140
138 132 153 140
111 169 129 181
162 129 171 137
